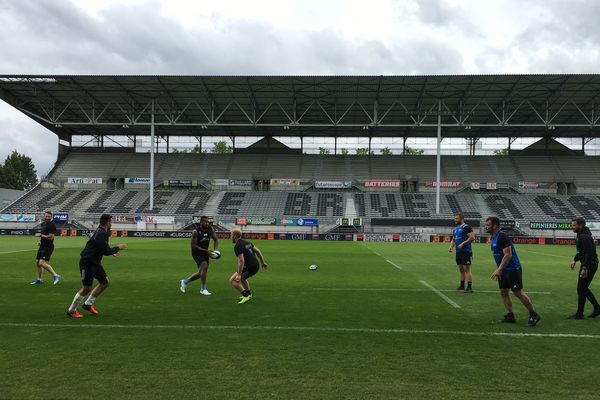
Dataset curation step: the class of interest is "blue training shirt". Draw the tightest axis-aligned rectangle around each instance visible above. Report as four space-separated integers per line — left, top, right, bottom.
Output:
490 230 521 271
453 223 473 253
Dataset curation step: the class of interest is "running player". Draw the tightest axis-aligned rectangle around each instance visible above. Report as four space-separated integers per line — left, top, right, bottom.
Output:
66 214 127 318
180 216 219 295
31 211 61 285
229 229 268 304
449 212 474 292
486 216 541 326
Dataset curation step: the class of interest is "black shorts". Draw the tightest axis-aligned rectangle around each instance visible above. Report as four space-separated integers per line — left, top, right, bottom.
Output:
192 252 209 267
241 264 259 280
455 252 472 266
79 258 108 286
36 245 54 262
498 269 523 291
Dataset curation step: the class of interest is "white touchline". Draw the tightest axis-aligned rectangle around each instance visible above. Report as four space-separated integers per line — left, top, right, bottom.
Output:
1 322 598 339
419 280 462 309
311 288 552 294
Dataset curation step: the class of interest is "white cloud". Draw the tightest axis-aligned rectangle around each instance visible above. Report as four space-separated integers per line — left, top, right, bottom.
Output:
1 0 600 172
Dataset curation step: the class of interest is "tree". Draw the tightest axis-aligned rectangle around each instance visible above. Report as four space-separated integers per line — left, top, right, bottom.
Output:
402 146 424 155
493 148 509 156
211 140 233 154
0 151 38 190
380 147 393 155
340 148 349 155
355 148 373 155
319 147 331 155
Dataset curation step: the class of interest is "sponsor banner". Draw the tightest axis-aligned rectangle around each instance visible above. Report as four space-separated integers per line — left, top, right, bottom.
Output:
270 178 300 186
113 215 136 224
363 180 401 189
145 215 175 224
372 218 480 228
52 213 69 223
0 229 35 235
398 233 429 242
0 213 36 222
126 177 150 184
260 233 354 241
229 179 253 186
315 180 352 189
497 182 509 190
422 180 464 189
486 182 497 190
211 179 230 186
296 218 318 226
131 231 192 238
364 233 393 242
529 221 571 230
278 218 298 226
585 221 600 231
471 182 481 190
165 179 195 187
238 217 277 226
68 177 103 184
518 181 555 190
547 238 577 245
500 220 516 229
519 181 540 189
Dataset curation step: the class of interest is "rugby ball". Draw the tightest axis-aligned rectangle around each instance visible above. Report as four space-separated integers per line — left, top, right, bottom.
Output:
309 264 318 271
210 250 221 259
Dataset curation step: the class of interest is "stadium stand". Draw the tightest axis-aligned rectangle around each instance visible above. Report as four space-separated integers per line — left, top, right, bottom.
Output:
44 152 600 187
6 150 600 234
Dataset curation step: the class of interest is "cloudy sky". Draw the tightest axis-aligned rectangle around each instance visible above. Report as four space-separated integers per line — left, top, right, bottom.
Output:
1 0 599 174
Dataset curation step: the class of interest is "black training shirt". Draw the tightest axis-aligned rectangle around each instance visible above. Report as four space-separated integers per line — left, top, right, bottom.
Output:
234 239 259 268
40 221 56 247
80 226 120 263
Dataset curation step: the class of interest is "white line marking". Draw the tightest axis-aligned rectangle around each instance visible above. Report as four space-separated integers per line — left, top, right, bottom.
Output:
312 288 552 294
519 249 573 259
385 259 403 270
0 249 34 255
419 280 462 309
363 244 403 270
0 322 598 339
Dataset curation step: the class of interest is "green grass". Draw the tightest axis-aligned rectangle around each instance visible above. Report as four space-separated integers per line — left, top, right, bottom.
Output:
1 236 599 399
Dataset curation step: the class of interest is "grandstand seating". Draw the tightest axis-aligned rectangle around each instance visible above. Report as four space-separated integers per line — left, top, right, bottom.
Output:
5 187 600 229
47 152 600 184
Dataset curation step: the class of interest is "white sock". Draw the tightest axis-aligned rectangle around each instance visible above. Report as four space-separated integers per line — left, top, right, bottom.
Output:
68 293 85 312
84 296 96 306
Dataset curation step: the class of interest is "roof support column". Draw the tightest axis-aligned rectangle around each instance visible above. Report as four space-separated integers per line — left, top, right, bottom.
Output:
435 101 442 215
149 100 155 211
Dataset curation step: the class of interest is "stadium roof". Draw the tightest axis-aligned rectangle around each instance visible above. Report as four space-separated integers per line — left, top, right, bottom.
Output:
1 74 600 141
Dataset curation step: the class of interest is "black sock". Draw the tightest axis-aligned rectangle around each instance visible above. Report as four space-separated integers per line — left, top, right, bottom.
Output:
529 310 538 318
467 281 472 289
241 290 251 297
459 280 465 288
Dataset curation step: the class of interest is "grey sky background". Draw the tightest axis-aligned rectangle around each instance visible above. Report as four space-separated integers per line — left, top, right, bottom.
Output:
1 0 599 175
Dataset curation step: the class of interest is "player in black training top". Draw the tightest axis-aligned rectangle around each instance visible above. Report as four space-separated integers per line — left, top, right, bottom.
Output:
229 229 268 304
569 217 600 319
66 214 127 318
180 216 219 295
31 211 61 285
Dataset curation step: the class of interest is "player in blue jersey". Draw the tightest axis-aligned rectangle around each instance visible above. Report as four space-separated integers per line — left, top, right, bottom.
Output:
449 212 475 293
485 217 541 326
